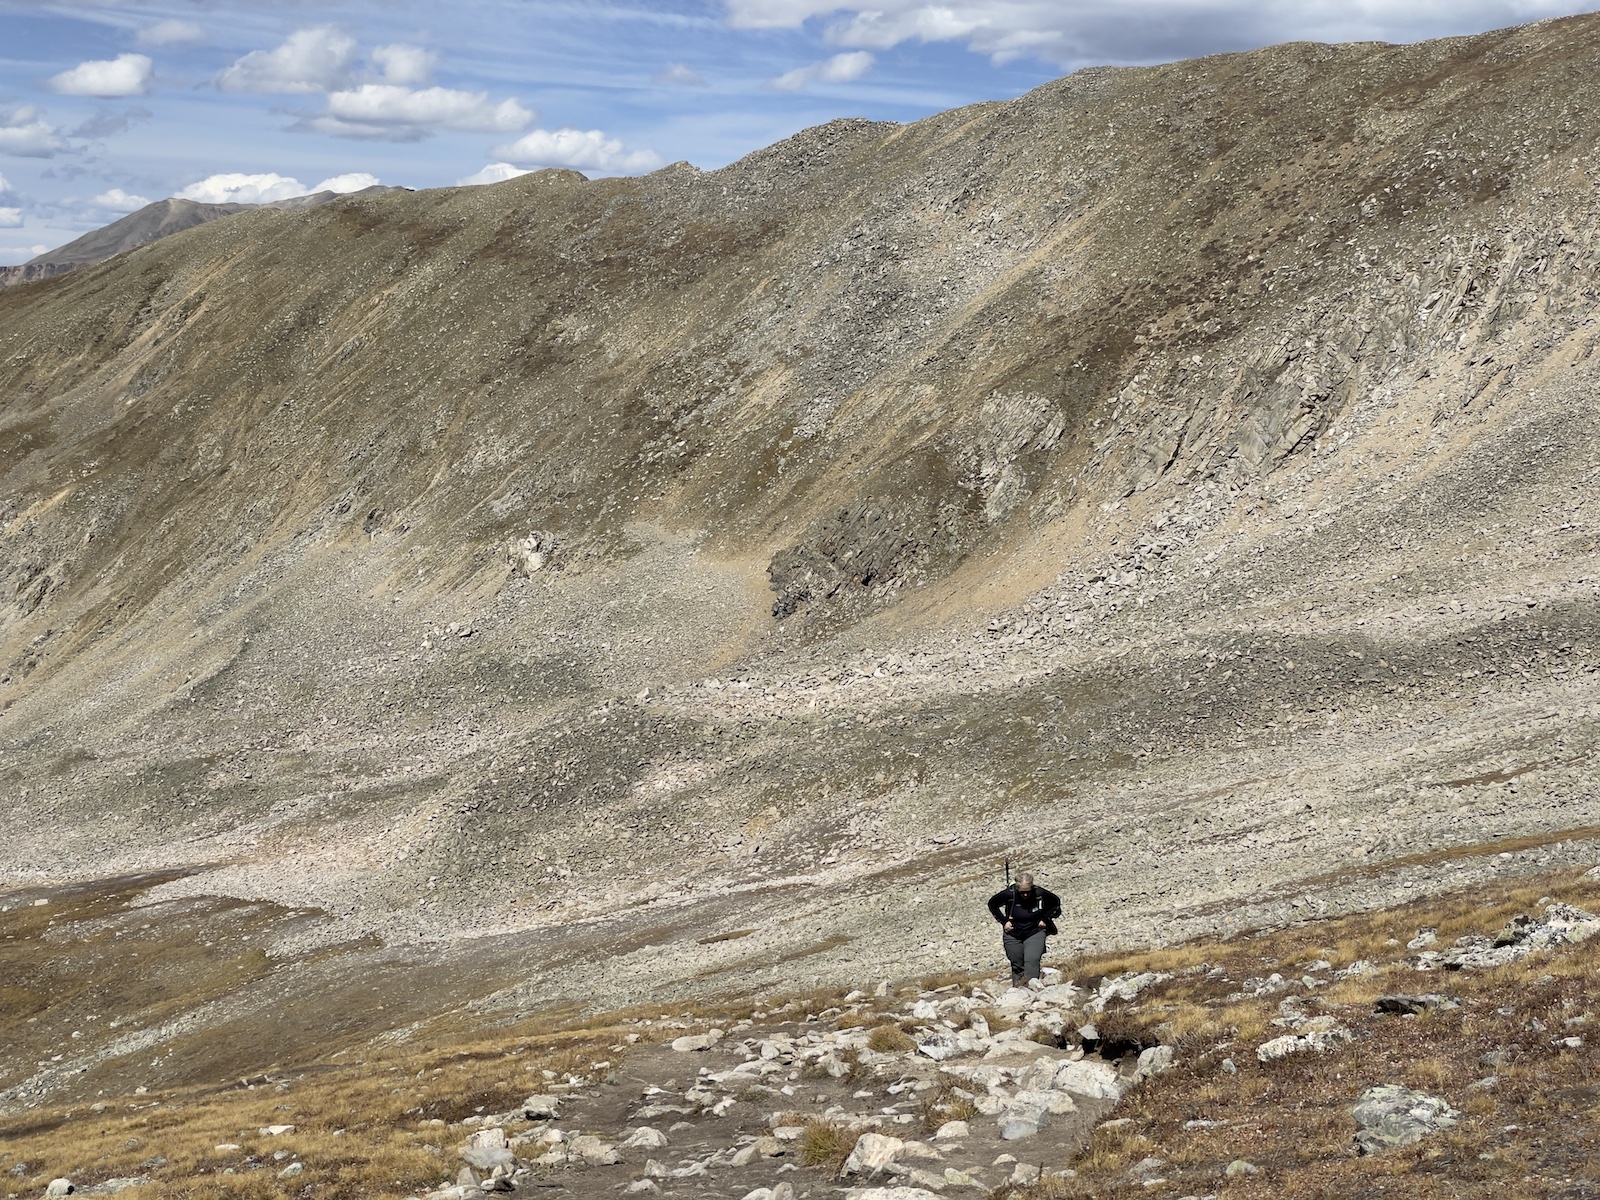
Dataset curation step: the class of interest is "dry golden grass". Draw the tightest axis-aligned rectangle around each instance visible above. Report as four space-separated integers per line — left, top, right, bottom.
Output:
867 1023 916 1053
915 1077 979 1132
966 1004 1018 1033
1000 866 1600 1200
794 1119 864 1176
0 998 704 1200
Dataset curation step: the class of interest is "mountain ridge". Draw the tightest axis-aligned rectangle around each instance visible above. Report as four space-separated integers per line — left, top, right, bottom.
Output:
0 187 397 289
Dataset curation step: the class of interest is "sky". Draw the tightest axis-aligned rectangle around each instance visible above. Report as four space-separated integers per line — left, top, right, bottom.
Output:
1 1 1596 264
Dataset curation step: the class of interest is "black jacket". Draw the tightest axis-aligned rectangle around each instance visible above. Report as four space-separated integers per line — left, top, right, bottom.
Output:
988 884 1061 937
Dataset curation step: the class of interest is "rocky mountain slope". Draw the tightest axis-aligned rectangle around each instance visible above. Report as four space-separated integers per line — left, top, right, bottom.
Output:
1 11 1598 1094
0 190 389 289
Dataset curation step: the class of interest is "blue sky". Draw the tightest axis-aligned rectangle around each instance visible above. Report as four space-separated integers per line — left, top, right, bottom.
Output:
1 0 1596 263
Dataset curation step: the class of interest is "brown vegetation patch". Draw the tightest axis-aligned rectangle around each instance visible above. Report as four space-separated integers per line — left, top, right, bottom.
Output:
1004 868 1600 1199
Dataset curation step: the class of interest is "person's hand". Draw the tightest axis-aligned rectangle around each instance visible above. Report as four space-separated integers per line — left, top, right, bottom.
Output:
1004 921 1013 931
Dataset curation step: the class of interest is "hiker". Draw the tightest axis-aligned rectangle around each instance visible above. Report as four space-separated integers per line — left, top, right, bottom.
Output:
987 872 1062 987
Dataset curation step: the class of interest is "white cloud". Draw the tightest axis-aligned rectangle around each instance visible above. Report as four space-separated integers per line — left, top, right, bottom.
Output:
371 44 437 86
456 162 533 186
218 26 356 94
138 19 207 47
769 50 874 90
93 188 151 212
0 208 22 228
48 54 153 98
493 128 665 175
311 171 381 193
726 0 838 28
175 172 309 205
0 172 12 195
322 85 533 136
654 62 708 87
725 0 1600 66
0 108 64 158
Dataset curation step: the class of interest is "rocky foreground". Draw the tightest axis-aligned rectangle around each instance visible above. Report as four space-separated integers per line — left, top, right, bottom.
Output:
417 890 1594 1200
15 870 1592 1200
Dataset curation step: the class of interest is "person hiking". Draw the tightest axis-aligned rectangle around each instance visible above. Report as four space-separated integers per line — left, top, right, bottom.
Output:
987 872 1061 988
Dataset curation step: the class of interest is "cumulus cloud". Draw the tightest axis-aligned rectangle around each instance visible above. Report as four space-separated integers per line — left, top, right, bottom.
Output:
0 208 21 228
493 128 665 175
456 162 533 186
319 84 532 137
93 188 151 212
48 54 153 98
654 62 708 86
371 44 437 85
769 50 874 90
138 19 207 47
311 171 381 193
0 108 64 158
725 0 1600 66
218 26 356 94
175 172 310 205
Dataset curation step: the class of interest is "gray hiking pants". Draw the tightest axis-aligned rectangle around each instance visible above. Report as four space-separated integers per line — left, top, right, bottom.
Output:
1003 928 1047 983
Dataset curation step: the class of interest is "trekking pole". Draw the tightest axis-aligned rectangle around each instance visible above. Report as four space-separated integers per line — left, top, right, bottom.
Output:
1005 858 1011 890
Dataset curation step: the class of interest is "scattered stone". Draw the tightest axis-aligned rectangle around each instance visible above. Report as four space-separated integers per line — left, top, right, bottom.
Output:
1374 994 1459 1016
1256 1028 1353 1062
1225 1160 1261 1176
1137 1045 1175 1076
277 1163 304 1180
46 1181 74 1197
1051 1058 1124 1100
259 1125 295 1137
620 1127 668 1149
1352 1085 1460 1154
842 1133 906 1178
520 1094 561 1119
1009 1162 1041 1185
1427 904 1600 970
1129 1156 1168 1181
567 1135 621 1165
932 1120 969 1141
78 1178 149 1195
671 1030 725 1053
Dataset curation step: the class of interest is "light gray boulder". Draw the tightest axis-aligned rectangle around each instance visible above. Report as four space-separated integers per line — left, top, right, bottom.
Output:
1352 1085 1459 1154
567 1135 622 1165
1256 1028 1352 1062
520 1094 561 1119
1137 1045 1174 1076
842 1133 906 1178
621 1126 668 1149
